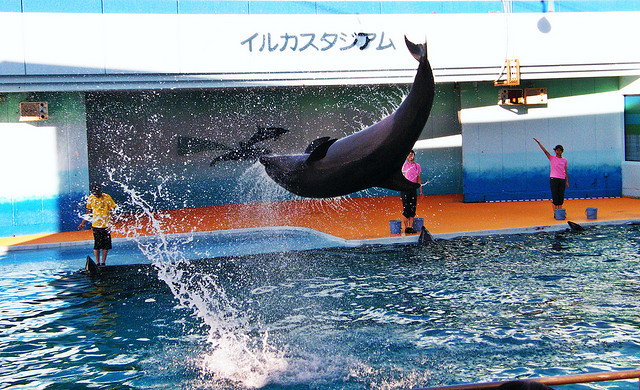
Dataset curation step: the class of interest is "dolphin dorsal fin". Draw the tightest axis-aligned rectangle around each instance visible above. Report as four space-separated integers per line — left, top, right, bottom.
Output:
568 221 585 232
306 137 337 163
305 136 332 153
418 226 435 245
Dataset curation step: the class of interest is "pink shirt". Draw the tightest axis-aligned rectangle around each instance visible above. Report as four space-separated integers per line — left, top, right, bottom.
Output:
549 155 568 179
402 161 421 183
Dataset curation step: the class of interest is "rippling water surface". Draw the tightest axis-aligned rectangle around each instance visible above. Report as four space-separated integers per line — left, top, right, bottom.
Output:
1 224 639 389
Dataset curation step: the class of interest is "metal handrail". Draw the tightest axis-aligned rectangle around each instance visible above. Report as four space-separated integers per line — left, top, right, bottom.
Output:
417 369 640 390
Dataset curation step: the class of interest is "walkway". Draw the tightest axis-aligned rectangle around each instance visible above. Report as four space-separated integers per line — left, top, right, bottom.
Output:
1 195 639 248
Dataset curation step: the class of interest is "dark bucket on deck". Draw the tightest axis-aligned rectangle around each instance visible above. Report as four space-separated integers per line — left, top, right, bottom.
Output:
389 220 402 234
412 218 424 232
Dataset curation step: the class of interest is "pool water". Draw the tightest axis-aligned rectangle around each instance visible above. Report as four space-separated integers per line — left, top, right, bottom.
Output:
1 223 639 389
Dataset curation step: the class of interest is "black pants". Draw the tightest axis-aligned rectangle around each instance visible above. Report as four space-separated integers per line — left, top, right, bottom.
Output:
550 178 567 206
401 190 417 218
93 227 112 250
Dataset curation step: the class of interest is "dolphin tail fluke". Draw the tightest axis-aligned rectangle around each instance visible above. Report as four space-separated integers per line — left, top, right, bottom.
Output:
404 36 427 61
377 170 420 192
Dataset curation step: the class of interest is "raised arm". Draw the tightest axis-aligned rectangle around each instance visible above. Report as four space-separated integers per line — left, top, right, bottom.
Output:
533 138 551 159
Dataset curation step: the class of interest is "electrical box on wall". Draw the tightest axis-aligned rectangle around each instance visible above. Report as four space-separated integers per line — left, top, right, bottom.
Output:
499 89 524 105
19 102 48 121
524 88 548 105
499 88 547 106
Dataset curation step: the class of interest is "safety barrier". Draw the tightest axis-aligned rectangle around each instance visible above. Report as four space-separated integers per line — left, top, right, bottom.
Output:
417 369 640 390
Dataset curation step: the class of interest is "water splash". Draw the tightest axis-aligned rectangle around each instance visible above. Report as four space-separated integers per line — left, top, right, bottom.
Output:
238 161 295 203
106 168 289 388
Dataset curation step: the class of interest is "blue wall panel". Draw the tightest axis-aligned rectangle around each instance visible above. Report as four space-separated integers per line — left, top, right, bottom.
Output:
315 1 380 14
0 92 89 238
13 199 43 227
250 1 317 14
464 154 623 203
0 201 13 231
9 1 640 14
22 0 102 13
179 0 248 14
0 193 86 237
555 1 640 12
0 0 22 12
103 0 177 14
464 165 622 203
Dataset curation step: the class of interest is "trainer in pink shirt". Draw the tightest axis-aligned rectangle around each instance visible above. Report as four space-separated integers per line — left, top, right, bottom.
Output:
402 161 422 183
549 155 568 179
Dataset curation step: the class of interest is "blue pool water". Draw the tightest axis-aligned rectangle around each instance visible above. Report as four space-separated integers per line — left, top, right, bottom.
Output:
1 223 639 389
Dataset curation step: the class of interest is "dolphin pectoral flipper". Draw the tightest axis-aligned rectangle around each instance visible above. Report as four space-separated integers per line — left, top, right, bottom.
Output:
306 138 338 163
377 170 421 192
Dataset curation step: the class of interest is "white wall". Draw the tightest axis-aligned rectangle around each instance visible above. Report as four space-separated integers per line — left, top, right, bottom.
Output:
1 12 640 90
0 92 89 236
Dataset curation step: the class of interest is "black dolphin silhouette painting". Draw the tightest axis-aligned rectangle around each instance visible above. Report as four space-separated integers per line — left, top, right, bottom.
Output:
259 36 435 198
176 126 288 166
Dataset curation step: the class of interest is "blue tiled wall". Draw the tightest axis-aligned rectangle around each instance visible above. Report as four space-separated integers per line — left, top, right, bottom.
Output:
8 1 640 14
22 0 102 13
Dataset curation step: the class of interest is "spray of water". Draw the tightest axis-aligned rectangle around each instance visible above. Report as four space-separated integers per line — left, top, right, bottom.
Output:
106 168 289 388
238 161 295 203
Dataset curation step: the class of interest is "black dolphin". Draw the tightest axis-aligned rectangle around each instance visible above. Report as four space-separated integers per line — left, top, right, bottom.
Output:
84 256 100 276
418 226 435 245
259 37 435 198
567 221 585 232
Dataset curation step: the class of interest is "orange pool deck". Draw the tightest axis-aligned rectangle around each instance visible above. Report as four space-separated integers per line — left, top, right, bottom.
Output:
1 194 639 249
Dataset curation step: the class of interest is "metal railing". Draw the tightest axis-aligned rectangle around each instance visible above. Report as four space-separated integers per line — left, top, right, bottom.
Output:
417 369 640 390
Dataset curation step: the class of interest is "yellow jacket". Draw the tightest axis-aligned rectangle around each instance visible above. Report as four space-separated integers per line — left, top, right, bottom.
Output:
86 193 116 228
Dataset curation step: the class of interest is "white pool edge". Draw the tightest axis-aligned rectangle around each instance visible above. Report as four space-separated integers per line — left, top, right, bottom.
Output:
2 219 639 255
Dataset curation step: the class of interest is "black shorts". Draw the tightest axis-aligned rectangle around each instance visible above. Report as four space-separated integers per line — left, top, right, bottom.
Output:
92 227 112 250
550 178 567 206
401 190 417 219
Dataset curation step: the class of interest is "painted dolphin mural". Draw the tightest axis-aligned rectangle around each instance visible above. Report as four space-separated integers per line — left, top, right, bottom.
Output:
176 126 288 166
259 36 435 198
